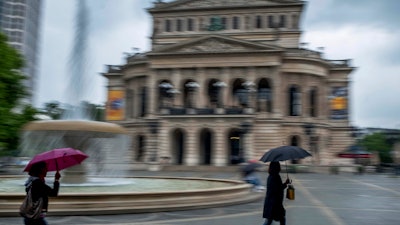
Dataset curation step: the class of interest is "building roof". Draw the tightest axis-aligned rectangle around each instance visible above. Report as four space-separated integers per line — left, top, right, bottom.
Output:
149 34 283 56
149 0 304 12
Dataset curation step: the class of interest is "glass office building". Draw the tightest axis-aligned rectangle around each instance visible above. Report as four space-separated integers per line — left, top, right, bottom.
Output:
0 0 42 104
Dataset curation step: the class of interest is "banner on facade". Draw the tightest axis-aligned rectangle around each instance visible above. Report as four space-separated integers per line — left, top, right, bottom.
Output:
106 90 125 121
330 87 348 120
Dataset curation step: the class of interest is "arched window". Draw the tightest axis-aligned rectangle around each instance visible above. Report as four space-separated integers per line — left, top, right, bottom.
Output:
183 79 199 108
136 135 145 162
290 135 300 164
171 129 185 165
199 129 212 165
292 14 298 29
290 135 299 146
176 19 183 32
232 16 240 29
165 19 171 32
279 15 286 28
126 88 134 118
187 18 194 31
228 129 242 165
255 15 262 28
232 79 247 107
309 88 318 117
139 87 147 117
289 85 301 116
158 80 174 109
208 79 219 106
257 78 272 112
208 79 226 108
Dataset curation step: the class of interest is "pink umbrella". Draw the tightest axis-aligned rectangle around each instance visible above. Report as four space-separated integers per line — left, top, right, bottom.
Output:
24 148 88 172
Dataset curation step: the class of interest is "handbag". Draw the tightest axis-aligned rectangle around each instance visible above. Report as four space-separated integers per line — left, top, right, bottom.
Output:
286 184 295 200
19 187 44 219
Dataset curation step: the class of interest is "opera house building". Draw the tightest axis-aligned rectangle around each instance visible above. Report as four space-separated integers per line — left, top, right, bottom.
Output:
102 0 355 167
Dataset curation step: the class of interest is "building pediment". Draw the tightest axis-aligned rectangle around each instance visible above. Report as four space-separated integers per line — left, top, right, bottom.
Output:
151 0 302 11
151 35 283 55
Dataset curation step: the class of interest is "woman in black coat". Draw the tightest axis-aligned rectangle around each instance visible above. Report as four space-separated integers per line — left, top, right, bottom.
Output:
262 162 290 225
23 161 60 225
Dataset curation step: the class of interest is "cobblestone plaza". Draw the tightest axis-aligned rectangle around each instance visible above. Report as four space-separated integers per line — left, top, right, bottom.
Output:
2 170 399 225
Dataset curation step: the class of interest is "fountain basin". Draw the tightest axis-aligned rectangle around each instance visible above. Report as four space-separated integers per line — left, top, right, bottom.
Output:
23 120 128 134
0 176 259 217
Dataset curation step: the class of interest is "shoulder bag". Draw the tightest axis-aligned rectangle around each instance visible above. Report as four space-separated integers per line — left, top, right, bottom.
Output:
19 187 44 219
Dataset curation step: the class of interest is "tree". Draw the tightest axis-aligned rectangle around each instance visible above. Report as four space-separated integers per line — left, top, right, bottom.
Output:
0 33 38 156
40 100 105 121
43 101 64 119
359 133 393 163
85 102 105 121
0 33 26 108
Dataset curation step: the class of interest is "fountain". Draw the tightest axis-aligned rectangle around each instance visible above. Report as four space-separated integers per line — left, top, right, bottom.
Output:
17 0 131 183
20 120 131 183
0 0 257 217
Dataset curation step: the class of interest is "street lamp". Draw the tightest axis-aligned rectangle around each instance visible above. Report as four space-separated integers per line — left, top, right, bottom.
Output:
166 88 180 98
185 81 200 90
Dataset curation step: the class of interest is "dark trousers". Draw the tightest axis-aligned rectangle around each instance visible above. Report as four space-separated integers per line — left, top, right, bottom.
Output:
24 217 48 225
264 217 286 225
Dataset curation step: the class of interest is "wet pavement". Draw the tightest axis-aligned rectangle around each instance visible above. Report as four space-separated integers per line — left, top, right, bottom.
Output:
1 171 400 225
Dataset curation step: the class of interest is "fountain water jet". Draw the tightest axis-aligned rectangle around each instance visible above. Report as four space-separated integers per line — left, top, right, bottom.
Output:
17 0 132 183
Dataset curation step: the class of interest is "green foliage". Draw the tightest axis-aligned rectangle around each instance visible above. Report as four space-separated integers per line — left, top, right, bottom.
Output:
43 101 64 119
40 101 105 121
87 102 105 121
0 33 27 109
359 133 393 163
0 33 36 156
0 105 38 156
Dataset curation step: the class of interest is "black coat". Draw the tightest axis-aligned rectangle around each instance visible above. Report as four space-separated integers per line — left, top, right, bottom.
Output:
25 177 59 212
262 173 287 220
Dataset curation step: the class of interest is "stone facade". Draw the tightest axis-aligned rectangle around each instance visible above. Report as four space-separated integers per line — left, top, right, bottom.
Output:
102 0 355 166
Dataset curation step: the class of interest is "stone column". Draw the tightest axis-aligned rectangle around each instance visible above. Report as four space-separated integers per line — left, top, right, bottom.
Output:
147 70 157 117
244 129 254 161
185 124 198 165
221 67 230 107
158 123 170 163
272 66 282 117
213 122 226 166
197 68 206 108
172 68 181 107
239 121 253 162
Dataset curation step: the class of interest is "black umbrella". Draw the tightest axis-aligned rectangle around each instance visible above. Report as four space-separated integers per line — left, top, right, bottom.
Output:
259 146 312 179
260 145 312 162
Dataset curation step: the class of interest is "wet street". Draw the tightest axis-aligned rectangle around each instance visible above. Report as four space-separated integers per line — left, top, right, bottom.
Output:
1 171 400 225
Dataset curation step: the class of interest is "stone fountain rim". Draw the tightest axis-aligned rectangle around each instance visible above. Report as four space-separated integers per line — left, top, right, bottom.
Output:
0 175 249 196
0 175 258 217
22 120 128 134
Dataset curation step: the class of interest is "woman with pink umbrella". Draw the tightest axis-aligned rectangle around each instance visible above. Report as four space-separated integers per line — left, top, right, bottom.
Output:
20 161 60 225
20 148 88 224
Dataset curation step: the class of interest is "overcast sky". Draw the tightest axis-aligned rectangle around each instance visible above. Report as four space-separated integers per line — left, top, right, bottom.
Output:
36 0 400 129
